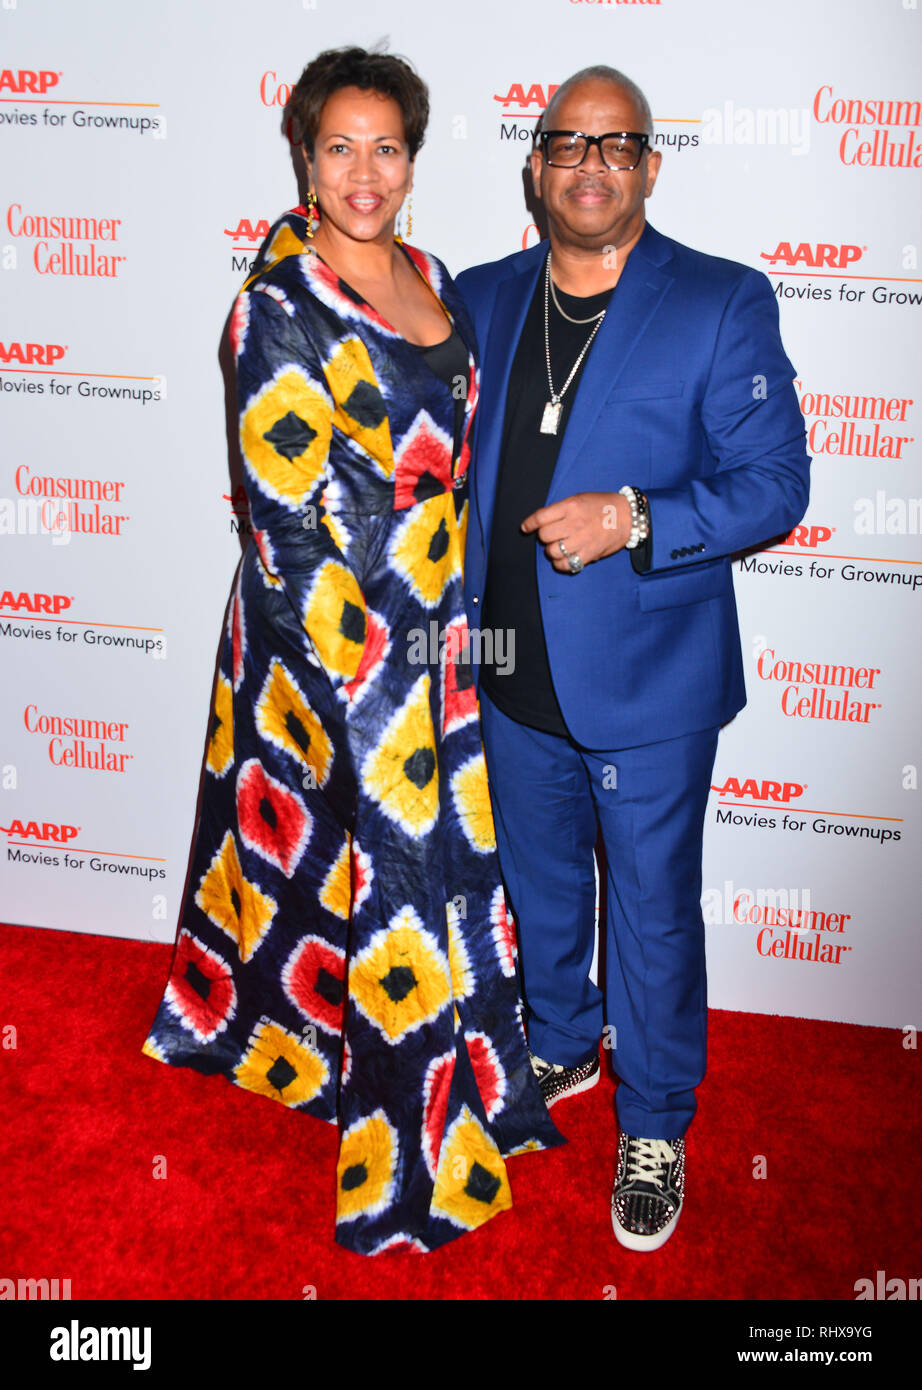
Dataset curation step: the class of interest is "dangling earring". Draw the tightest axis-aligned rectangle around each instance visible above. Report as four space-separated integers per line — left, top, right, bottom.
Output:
306 189 317 239
405 191 413 239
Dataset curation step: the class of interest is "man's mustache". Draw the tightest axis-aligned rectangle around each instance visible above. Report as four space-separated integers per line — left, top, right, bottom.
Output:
563 181 615 195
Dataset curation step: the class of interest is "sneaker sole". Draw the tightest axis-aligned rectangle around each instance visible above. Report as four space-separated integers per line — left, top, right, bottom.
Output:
544 1066 600 1108
611 1200 682 1252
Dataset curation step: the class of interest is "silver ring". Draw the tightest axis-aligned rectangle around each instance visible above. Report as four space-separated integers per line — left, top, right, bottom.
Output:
558 539 569 556
567 553 584 574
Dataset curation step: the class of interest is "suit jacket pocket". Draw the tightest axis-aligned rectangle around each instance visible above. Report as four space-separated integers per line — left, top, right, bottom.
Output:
636 557 729 611
603 378 685 403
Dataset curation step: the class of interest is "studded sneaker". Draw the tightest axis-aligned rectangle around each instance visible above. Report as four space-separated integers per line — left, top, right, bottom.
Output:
529 1050 600 1108
611 1133 685 1251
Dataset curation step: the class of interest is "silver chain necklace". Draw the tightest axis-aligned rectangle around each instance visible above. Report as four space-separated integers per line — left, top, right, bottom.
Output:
548 269 607 324
541 256 607 435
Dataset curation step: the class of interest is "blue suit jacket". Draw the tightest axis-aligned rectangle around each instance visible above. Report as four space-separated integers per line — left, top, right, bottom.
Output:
455 222 810 750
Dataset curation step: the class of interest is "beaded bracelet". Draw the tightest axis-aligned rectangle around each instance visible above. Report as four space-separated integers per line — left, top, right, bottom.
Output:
619 485 650 549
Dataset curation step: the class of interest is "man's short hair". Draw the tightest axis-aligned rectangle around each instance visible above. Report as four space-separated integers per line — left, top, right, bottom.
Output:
539 66 654 140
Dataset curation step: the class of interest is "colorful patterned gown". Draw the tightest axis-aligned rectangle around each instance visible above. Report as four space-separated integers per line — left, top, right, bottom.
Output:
143 210 563 1254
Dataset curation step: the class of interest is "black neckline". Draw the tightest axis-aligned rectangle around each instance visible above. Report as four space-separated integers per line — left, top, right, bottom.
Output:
413 326 459 353
552 282 615 312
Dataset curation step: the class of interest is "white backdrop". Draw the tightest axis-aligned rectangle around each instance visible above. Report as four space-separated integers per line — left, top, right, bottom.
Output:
1 0 919 1028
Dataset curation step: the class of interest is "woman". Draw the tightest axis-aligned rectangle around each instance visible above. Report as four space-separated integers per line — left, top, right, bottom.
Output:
143 46 562 1256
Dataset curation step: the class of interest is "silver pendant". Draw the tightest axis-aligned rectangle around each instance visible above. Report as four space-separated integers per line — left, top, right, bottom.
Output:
540 400 561 435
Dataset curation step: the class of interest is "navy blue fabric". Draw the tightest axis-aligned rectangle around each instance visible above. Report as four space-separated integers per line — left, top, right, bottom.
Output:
481 691 719 1137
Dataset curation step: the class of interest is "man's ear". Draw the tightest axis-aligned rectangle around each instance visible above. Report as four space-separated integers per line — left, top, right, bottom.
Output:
529 147 543 200
644 147 662 198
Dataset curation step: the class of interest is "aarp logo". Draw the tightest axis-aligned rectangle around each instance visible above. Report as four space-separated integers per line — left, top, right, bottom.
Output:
761 241 864 269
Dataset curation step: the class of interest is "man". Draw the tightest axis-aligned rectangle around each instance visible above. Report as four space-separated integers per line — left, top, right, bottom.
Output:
455 66 809 1251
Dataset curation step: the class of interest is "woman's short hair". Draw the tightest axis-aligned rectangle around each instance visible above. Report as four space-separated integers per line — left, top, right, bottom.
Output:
290 46 429 160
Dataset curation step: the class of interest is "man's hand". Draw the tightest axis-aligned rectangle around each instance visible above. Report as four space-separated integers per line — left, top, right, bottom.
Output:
520 491 631 572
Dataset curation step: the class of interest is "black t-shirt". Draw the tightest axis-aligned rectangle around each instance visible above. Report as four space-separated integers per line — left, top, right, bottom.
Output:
480 260 614 735
414 325 468 463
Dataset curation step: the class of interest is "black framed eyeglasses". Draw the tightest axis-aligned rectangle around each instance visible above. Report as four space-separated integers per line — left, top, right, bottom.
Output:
536 130 650 171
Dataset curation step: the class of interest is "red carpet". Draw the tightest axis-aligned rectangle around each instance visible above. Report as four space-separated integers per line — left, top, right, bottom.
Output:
0 919 917 1301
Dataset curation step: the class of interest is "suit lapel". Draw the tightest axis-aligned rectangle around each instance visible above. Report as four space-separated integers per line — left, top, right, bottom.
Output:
473 245 546 535
547 225 676 499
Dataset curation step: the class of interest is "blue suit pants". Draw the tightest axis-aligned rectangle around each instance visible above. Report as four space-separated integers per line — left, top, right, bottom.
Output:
479 689 719 1138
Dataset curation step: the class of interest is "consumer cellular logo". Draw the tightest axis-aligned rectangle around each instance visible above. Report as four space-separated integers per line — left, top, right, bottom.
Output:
814 86 922 167
13 466 129 537
795 383 914 460
23 704 133 772
259 70 294 107
5 203 125 277
702 882 854 966
755 647 882 723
